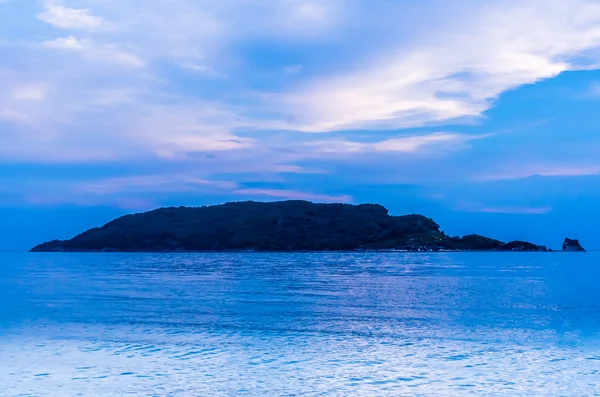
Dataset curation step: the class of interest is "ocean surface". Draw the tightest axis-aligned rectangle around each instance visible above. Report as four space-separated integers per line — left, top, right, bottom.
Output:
1 252 600 396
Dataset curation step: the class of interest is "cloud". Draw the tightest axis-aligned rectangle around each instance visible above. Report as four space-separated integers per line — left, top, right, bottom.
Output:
75 175 238 195
0 109 30 123
3 0 600 196
2 173 239 208
272 165 323 174
303 132 487 154
37 5 108 31
24 194 157 211
233 188 351 203
458 204 553 215
43 35 144 67
478 165 600 181
43 35 88 50
182 63 227 79
272 0 600 132
5 172 350 208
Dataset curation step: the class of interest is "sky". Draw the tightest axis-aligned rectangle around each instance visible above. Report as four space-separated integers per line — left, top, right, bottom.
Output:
2 0 600 251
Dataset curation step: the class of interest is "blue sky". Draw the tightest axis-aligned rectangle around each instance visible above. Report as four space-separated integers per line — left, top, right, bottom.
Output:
2 0 600 251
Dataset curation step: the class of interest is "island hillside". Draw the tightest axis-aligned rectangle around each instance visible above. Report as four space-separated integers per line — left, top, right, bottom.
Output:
31 201 548 252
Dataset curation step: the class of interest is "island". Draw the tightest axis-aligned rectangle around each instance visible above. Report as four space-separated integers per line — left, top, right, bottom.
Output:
30 201 552 253
563 238 586 252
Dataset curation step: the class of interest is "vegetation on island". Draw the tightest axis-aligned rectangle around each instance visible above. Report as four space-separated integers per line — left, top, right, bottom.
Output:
31 200 550 253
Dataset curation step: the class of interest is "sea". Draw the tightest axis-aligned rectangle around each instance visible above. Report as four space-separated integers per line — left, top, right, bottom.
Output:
1 252 600 396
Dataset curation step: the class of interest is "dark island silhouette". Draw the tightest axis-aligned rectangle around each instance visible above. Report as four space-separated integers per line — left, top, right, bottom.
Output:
563 238 586 252
30 200 556 253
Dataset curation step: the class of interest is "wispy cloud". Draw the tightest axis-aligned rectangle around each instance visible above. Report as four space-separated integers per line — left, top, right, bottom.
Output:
271 0 600 132
42 35 144 67
43 35 88 50
2 173 239 208
181 63 227 79
233 189 352 203
478 165 600 181
304 132 487 154
37 5 110 31
5 0 600 164
24 194 157 211
464 205 553 215
75 175 238 195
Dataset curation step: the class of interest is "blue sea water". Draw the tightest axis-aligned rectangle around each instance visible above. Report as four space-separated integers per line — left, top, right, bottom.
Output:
1 252 600 396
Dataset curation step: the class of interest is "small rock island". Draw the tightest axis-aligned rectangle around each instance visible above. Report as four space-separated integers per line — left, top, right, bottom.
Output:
563 238 586 252
31 201 551 253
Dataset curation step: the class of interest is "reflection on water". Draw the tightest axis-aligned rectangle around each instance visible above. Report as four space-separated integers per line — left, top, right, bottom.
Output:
1 252 600 396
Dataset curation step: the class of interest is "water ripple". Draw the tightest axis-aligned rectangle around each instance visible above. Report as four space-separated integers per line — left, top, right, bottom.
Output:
1 252 600 396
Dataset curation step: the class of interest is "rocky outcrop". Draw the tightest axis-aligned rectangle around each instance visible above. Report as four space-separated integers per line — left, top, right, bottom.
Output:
30 200 548 253
563 238 586 252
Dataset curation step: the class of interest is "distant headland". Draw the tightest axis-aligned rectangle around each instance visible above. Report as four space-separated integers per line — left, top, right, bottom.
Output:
31 200 578 253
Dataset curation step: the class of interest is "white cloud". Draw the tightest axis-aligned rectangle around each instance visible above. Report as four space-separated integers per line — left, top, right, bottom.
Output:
37 5 108 31
153 134 254 158
182 63 227 79
43 35 144 67
43 35 89 50
371 133 472 152
274 0 600 132
304 132 486 154
4 0 600 175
